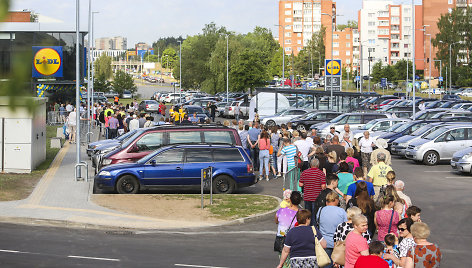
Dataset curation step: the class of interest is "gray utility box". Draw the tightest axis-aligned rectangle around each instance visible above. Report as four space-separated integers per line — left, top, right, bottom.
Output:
0 97 47 173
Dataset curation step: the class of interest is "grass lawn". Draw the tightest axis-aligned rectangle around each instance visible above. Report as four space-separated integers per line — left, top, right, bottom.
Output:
162 194 279 220
0 125 60 201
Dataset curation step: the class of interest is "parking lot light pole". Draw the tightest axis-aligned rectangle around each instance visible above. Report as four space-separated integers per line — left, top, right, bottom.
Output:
321 13 334 110
411 0 416 119
275 24 290 87
425 33 432 98
75 0 81 177
226 34 229 102
178 40 182 105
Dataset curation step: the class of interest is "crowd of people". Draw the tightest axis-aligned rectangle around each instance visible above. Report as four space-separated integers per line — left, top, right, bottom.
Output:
271 123 441 268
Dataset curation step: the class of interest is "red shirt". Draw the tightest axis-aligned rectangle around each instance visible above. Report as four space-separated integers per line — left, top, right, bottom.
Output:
354 255 389 268
299 167 326 201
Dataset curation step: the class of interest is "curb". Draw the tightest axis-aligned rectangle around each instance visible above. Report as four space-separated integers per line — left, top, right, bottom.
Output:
0 195 282 232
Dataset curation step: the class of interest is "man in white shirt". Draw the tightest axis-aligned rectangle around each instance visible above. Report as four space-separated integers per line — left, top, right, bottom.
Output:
128 114 140 131
418 100 426 111
67 108 77 143
65 103 73 112
359 131 375 175
339 124 354 144
294 132 312 171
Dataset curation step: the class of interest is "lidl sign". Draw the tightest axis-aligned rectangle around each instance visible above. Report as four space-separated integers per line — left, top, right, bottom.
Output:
32 46 63 78
325 59 341 76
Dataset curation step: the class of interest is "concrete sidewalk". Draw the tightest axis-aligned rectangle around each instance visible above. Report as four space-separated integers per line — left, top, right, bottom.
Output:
0 130 279 230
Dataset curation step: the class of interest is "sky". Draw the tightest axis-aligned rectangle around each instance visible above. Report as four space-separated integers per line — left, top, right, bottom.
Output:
10 0 420 48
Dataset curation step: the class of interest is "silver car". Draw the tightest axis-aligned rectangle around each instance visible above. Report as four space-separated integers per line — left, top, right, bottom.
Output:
405 124 472 165
451 147 472 174
261 108 311 127
353 118 410 140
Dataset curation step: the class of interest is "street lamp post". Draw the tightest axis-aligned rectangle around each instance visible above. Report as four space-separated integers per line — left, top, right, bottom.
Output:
425 33 432 98
178 40 182 105
75 0 81 177
87 0 92 140
439 40 460 94
412 0 416 119
275 24 290 87
226 34 229 102
321 13 334 110
91 11 98 130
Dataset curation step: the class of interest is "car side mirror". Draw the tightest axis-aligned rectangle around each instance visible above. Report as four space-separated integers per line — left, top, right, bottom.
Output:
128 144 138 153
149 160 157 166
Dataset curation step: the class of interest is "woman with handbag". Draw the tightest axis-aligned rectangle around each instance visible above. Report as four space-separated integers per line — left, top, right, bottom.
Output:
344 214 370 268
374 195 400 241
277 209 328 268
275 191 302 267
257 130 271 181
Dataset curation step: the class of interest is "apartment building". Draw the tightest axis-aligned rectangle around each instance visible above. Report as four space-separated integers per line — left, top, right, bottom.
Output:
278 0 335 58
358 0 424 76
95 36 128 50
331 28 354 72
423 0 471 78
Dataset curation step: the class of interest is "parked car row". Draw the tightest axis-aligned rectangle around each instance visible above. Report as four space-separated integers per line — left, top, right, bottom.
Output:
91 125 256 195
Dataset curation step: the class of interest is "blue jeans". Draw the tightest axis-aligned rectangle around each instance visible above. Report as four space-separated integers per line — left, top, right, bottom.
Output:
324 248 334 268
304 201 316 226
259 149 270 176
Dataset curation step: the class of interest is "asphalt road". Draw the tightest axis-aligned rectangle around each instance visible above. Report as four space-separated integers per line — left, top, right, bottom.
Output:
1 156 470 267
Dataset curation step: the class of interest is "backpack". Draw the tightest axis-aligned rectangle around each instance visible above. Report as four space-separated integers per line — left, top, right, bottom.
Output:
99 111 105 123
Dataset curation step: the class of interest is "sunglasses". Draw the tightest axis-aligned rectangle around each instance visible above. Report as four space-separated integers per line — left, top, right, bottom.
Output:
398 228 407 232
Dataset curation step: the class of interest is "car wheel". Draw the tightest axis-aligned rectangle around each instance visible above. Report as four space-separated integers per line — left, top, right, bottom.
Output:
423 151 439 166
116 175 140 194
266 120 276 127
296 124 307 131
213 175 236 194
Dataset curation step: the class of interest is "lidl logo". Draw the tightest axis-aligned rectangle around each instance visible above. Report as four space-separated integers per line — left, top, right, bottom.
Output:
32 46 63 78
325 59 342 76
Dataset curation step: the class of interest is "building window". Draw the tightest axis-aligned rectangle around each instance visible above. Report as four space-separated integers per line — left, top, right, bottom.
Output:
298 47 302 51
285 18 292 23
297 40 302 44
391 7 400 16
346 51 351 56
368 48 376 53
333 50 339 56
285 47 292 51
285 3 291 8
346 59 351 64
346 42 351 47
285 10 291 15
368 21 375 27
285 25 291 30
403 26 411 32
334 34 339 39
379 29 389 35
368 13 375 18
304 16 312 22
285 32 291 37
346 34 350 39
368 30 376 35
391 16 400 24
298 33 302 37
304 2 312 8
314 2 321 8
448 8 452 13
404 17 411 22
333 42 339 47
404 52 410 57
404 8 411 13
294 10 302 15
368 39 375 44
404 44 409 48
448 0 452 4
285 39 292 44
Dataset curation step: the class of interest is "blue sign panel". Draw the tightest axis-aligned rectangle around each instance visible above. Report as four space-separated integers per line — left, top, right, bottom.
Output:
32 46 63 78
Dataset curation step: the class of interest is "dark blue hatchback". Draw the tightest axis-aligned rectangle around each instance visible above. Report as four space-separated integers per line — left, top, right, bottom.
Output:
95 144 255 194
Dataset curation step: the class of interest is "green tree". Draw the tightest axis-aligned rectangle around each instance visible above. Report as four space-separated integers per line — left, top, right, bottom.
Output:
382 64 395 83
230 48 267 93
371 61 383 83
392 60 412 82
337 20 358 31
94 54 112 79
112 70 137 96
162 47 178 69
93 73 111 92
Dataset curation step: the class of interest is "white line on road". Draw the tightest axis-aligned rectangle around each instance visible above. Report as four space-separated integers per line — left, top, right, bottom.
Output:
424 171 451 173
175 264 229 268
0 249 22 253
68 255 120 262
445 177 468 179
136 230 276 235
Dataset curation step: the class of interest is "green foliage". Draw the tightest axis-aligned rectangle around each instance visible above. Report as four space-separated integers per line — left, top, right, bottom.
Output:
94 73 111 92
293 28 325 78
94 54 112 79
162 47 178 69
392 60 412 81
145 54 159 62
337 20 358 31
112 70 137 95
0 0 9 22
371 61 383 83
152 36 184 57
433 6 472 87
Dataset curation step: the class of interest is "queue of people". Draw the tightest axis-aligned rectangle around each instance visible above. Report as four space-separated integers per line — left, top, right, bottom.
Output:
272 123 441 268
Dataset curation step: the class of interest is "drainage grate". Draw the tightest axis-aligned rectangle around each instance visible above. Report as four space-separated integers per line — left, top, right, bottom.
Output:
105 230 135 236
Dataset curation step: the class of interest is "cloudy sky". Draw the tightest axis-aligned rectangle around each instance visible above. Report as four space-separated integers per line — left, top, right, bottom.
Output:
10 0 419 48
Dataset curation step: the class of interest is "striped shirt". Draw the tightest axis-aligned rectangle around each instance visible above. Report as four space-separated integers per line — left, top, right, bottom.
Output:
281 144 297 168
299 167 326 201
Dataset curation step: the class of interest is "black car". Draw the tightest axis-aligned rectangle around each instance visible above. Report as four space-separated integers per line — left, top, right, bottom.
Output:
289 111 342 132
183 105 210 121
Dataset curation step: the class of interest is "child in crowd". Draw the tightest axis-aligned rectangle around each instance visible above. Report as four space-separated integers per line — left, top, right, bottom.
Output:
383 233 400 268
394 202 405 219
406 205 422 222
280 189 292 208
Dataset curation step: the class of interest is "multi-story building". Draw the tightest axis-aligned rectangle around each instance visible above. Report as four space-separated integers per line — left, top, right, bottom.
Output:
358 0 424 77
331 28 354 72
423 0 471 78
95 36 127 50
135 42 149 51
278 0 335 58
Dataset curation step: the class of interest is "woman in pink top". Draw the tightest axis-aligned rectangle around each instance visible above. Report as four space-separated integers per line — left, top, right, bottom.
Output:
257 130 271 181
345 147 360 171
375 195 400 241
345 214 369 268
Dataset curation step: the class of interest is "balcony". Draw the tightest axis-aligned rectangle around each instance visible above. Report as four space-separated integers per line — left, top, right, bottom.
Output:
456 0 467 7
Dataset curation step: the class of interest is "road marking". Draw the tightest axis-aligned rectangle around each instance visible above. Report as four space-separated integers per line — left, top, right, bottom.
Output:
28 143 70 205
424 171 451 173
68 255 120 262
0 249 22 253
175 264 229 268
445 177 469 179
136 230 276 235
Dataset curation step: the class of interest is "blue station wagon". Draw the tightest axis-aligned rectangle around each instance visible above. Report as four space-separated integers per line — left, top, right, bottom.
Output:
95 144 255 194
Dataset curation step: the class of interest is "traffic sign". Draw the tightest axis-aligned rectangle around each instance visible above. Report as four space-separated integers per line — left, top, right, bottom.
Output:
438 77 443 82
325 59 342 76
381 78 387 88
325 77 342 89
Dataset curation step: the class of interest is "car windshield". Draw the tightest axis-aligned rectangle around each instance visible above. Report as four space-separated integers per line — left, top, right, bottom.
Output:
297 112 316 120
117 129 137 142
393 122 414 133
187 107 203 114
367 97 379 103
451 104 462 109
121 130 147 149
330 114 347 123
424 127 448 140
411 125 435 136
380 100 391 105
361 120 379 130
